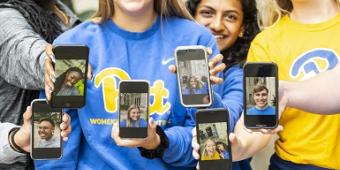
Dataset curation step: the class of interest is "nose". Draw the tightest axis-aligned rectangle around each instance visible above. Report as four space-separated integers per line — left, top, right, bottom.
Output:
209 16 224 33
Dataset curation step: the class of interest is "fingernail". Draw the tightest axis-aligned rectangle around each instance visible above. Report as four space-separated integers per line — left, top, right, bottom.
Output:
63 137 68 141
50 54 56 63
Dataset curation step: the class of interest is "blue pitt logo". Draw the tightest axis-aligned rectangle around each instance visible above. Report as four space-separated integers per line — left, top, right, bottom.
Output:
290 48 339 80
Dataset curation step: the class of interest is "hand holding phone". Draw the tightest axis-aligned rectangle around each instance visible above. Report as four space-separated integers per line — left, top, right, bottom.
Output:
48 45 89 108
31 99 63 160
175 46 213 107
243 62 279 129
196 109 232 170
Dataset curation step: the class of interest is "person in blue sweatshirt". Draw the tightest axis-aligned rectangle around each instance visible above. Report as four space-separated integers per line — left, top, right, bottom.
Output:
186 0 259 169
40 0 227 169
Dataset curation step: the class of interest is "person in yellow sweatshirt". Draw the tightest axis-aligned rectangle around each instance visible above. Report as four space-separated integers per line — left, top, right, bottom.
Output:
246 0 340 169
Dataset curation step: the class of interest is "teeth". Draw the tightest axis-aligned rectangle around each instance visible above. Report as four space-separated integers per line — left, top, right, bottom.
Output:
214 35 224 40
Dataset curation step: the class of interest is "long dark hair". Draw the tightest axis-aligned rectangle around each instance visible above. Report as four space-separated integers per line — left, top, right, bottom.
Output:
54 67 83 94
186 0 259 69
0 0 63 43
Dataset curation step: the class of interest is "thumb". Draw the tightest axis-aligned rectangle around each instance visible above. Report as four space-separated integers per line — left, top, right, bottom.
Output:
149 117 157 132
23 106 32 127
229 133 239 145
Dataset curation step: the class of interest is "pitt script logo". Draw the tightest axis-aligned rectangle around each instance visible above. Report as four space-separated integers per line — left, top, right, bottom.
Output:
290 48 339 80
94 67 171 116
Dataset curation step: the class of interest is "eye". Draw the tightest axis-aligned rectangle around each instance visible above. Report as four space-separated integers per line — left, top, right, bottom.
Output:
199 9 214 18
224 13 238 22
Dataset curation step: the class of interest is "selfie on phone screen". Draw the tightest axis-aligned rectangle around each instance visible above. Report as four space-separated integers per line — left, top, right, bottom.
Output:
244 63 278 128
54 59 86 97
176 46 212 107
33 112 61 148
199 122 229 160
245 77 276 115
119 93 148 128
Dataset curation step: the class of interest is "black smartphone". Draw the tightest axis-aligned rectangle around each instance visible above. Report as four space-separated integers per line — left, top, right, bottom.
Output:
196 109 232 170
243 62 279 128
51 45 89 108
119 80 149 138
31 99 63 160
175 45 212 107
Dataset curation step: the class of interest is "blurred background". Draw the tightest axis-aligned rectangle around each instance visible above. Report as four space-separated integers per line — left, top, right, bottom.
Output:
61 0 97 21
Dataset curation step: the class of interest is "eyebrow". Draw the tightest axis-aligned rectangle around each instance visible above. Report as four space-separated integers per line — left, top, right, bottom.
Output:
199 5 242 15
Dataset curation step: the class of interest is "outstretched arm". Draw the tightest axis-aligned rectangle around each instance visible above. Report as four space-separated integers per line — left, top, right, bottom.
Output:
280 64 340 114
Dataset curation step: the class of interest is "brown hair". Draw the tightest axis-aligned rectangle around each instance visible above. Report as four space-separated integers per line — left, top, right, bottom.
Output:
127 104 141 127
92 0 193 24
253 85 268 94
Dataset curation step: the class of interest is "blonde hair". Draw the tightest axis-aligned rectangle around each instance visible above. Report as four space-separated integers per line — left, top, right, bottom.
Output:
257 0 340 29
92 0 193 24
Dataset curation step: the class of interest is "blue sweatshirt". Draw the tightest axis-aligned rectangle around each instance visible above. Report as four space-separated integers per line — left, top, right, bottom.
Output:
36 16 246 170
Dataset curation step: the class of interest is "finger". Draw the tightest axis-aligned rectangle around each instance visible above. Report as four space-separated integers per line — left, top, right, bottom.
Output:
196 162 200 170
209 63 226 76
208 54 223 69
87 64 93 80
229 133 238 144
45 44 56 63
168 65 177 74
111 122 119 140
193 149 200 160
61 130 69 141
23 106 32 126
209 76 223 84
192 127 196 137
148 117 158 135
206 47 212 56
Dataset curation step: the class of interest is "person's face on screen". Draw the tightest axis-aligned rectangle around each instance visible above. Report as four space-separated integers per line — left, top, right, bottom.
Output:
189 77 198 89
64 71 82 87
254 89 268 108
205 139 216 156
194 0 244 51
129 108 140 121
217 143 225 152
38 121 54 140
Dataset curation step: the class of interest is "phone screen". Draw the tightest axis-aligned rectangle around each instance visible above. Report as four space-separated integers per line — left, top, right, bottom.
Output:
244 62 278 128
196 109 231 170
51 45 89 108
31 100 62 159
176 46 212 107
119 81 149 138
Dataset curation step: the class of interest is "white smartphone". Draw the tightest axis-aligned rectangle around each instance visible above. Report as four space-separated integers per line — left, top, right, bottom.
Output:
175 45 212 107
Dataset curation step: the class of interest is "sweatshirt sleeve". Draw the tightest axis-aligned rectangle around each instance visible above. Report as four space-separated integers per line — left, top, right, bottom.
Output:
162 108 196 167
35 109 82 169
0 123 26 164
210 66 244 132
0 8 46 90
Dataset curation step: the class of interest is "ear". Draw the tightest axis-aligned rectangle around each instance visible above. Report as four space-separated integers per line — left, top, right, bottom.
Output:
238 26 244 38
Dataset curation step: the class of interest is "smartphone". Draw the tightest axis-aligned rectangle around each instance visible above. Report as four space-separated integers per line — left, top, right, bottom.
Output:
31 99 63 160
243 62 279 128
196 109 232 170
175 45 212 107
119 80 149 138
51 45 89 108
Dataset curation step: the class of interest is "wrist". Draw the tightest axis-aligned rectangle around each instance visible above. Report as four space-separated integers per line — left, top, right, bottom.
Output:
144 133 161 150
8 128 29 154
138 126 169 159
